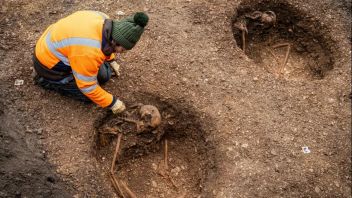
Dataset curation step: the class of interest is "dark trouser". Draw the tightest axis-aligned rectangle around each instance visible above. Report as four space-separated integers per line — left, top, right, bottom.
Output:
33 55 112 102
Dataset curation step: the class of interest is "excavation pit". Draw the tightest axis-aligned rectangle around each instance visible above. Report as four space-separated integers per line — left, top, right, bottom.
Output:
232 0 334 80
94 94 216 197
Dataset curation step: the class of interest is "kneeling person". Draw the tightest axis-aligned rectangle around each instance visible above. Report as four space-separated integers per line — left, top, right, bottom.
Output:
33 11 149 114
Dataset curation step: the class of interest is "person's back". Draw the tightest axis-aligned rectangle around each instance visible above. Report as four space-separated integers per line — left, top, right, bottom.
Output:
35 11 109 71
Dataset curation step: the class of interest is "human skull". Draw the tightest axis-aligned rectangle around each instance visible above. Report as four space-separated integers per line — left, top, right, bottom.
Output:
261 11 276 25
139 105 161 129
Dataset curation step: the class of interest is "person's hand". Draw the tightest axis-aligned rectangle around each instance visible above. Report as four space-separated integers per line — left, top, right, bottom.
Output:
110 61 121 77
111 100 126 114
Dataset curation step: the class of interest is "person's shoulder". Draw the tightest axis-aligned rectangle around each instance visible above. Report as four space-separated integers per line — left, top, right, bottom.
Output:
72 10 109 19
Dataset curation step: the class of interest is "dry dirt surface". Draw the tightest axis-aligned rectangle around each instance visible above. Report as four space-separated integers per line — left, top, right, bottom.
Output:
0 0 351 197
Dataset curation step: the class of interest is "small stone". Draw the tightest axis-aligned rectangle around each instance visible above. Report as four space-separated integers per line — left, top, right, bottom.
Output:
315 186 321 193
36 128 43 135
151 180 157 187
151 163 157 170
302 146 311 154
168 120 175 125
25 128 32 133
241 143 249 148
253 77 259 81
14 79 24 86
171 166 181 176
270 149 277 156
116 11 125 16
327 98 336 103
334 181 340 187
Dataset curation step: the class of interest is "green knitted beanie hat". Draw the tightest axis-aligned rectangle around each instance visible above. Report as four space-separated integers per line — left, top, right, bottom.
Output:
111 12 149 50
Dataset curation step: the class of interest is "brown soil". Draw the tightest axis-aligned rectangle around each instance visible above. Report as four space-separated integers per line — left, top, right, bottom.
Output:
0 0 351 197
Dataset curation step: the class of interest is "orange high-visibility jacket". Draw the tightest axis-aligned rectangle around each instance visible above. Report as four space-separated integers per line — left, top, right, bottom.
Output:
35 11 116 107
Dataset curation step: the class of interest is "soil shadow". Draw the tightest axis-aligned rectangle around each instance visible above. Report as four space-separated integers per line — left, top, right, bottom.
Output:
232 0 335 80
93 93 217 197
0 99 73 197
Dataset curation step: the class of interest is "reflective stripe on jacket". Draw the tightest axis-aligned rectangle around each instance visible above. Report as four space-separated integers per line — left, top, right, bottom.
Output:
35 11 115 107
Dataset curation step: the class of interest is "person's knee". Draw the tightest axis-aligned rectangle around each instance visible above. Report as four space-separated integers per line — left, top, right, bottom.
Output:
97 62 112 84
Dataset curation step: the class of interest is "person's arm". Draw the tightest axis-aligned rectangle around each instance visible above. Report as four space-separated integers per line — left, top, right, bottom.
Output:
69 55 115 107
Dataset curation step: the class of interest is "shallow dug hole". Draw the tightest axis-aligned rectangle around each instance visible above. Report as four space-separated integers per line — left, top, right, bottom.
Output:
94 93 216 197
232 0 335 80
